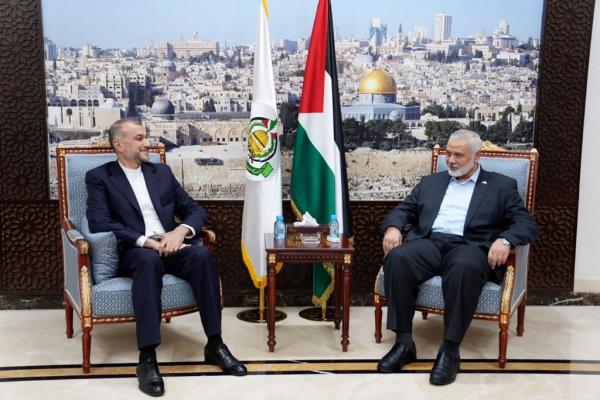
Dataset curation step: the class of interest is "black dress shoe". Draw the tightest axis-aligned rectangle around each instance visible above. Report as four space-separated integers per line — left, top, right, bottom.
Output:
204 344 247 376
429 352 460 385
377 342 417 373
136 356 165 397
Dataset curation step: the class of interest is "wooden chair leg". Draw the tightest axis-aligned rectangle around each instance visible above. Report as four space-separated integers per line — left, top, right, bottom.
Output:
374 295 382 343
82 327 92 373
421 311 428 320
65 295 74 339
498 320 508 369
165 317 171 324
517 296 526 337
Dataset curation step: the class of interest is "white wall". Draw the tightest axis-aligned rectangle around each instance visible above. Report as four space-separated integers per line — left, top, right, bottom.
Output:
575 4 600 292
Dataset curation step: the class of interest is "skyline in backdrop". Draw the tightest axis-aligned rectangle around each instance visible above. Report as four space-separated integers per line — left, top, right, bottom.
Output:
42 0 544 48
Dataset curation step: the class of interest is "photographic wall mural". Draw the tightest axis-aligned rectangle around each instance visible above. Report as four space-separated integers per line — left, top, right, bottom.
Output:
42 0 544 200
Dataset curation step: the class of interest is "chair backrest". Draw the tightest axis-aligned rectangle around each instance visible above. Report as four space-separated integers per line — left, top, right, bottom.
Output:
56 145 165 230
431 145 538 212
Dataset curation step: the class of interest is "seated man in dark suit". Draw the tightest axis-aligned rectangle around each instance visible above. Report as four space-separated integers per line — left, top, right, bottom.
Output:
378 129 538 385
86 119 246 397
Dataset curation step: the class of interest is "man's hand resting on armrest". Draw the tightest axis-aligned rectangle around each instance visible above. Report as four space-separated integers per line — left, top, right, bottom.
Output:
383 226 403 256
487 238 511 269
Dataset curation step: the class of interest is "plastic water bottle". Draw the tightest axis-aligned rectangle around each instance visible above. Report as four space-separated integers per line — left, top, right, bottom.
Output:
328 214 339 241
274 215 286 240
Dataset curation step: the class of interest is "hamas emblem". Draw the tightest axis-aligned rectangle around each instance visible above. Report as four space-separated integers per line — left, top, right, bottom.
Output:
246 117 279 179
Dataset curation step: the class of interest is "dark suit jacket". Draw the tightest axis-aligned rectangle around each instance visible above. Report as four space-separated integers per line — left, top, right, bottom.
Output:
381 167 539 249
85 161 206 253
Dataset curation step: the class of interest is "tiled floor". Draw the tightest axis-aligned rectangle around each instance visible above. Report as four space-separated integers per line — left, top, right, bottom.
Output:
1 306 600 399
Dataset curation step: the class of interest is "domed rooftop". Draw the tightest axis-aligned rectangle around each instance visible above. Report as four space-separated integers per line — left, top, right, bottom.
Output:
358 69 397 95
151 97 175 116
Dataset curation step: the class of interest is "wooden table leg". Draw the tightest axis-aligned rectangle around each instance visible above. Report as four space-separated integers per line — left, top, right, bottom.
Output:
341 260 352 352
334 263 341 329
267 259 277 352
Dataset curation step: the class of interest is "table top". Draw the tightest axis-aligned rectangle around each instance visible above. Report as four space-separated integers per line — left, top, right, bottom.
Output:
265 233 354 253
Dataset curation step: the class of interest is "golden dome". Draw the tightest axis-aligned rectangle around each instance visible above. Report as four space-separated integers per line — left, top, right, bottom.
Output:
358 69 397 94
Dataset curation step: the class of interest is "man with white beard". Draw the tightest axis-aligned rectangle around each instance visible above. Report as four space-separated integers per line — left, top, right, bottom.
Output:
377 129 538 385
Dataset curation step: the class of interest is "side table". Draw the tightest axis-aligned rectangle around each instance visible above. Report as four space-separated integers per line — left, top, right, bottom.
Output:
264 233 355 352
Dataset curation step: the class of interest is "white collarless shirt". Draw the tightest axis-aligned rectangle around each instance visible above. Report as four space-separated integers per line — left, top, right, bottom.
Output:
431 166 481 236
119 161 166 247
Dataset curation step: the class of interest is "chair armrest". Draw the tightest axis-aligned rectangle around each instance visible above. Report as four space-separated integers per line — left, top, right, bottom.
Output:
511 245 530 308
61 220 93 317
201 228 217 252
374 265 385 296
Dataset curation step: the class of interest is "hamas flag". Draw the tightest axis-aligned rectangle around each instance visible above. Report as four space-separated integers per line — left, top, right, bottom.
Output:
241 0 282 288
290 0 352 308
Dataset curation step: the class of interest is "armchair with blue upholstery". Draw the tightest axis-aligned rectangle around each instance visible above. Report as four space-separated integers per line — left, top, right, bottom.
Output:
373 144 539 368
57 144 218 373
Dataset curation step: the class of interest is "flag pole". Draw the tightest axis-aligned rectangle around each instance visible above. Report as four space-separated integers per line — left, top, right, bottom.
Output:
236 286 286 323
293 0 349 323
237 0 287 325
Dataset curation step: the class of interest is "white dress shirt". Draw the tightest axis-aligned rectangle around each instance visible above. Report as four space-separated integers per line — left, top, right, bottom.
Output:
118 161 194 247
431 166 480 236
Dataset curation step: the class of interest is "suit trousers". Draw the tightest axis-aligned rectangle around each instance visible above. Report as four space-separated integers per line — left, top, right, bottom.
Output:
119 245 222 349
383 232 493 344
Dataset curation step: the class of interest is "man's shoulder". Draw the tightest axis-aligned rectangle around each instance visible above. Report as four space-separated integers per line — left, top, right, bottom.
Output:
143 161 171 174
148 161 169 170
482 169 517 186
420 171 448 184
86 161 117 179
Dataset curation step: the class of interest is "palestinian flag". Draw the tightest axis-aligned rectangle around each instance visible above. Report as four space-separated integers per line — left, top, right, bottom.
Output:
290 0 352 308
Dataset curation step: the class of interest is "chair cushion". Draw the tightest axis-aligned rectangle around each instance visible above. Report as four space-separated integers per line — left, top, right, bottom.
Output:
80 215 119 284
375 270 503 314
92 275 197 317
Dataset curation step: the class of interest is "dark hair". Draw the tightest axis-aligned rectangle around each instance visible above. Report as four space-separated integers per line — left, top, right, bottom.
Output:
107 119 142 150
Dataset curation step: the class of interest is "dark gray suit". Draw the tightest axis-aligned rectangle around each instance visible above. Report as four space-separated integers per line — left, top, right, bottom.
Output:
381 167 538 343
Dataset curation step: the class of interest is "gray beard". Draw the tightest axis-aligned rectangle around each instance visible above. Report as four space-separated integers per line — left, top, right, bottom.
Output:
448 160 476 178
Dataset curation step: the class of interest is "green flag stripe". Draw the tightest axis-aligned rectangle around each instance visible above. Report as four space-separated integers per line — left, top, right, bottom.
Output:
290 122 336 224
313 262 334 300
290 121 336 300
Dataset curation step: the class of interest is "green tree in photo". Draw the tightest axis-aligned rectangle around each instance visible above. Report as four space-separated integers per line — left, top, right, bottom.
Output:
425 120 465 146
203 98 216 112
405 97 420 107
509 120 534 143
342 118 363 150
279 101 299 134
468 120 486 135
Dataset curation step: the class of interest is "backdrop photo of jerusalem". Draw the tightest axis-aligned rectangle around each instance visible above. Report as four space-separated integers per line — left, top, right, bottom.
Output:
43 0 543 200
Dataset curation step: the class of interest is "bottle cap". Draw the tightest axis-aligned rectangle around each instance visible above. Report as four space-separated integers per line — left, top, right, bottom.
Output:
330 214 337 221
276 215 284 221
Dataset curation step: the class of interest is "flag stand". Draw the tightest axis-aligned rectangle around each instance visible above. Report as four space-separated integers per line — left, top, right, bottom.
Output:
299 292 335 322
236 286 287 323
298 305 335 321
